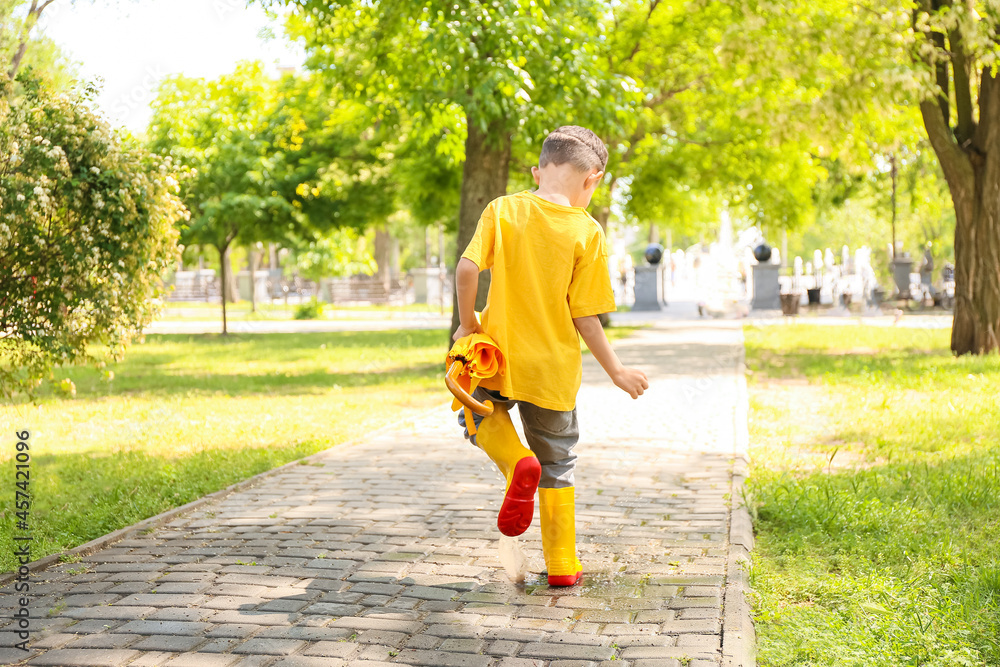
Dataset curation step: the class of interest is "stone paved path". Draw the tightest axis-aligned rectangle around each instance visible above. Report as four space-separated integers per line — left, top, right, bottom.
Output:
1 320 752 667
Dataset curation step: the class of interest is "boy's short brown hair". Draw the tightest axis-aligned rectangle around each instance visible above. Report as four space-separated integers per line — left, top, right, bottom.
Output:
539 125 608 172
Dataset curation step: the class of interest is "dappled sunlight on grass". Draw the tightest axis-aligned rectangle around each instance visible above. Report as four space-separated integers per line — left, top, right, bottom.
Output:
2 385 443 460
744 323 1000 666
24 330 449 397
745 323 1000 390
156 300 451 322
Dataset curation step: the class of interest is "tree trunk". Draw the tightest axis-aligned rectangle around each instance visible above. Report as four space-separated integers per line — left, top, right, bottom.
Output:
449 115 512 341
438 224 447 315
591 174 618 233
949 173 980 353
962 165 1000 353
591 179 617 329
223 246 238 304
593 208 610 231
248 245 258 313
7 2 44 81
947 182 1000 354
920 70 1000 355
375 227 392 296
391 235 400 298
8 39 29 81
218 241 231 336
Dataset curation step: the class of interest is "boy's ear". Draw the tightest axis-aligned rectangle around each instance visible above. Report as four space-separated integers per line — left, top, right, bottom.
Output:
586 170 605 190
531 166 541 186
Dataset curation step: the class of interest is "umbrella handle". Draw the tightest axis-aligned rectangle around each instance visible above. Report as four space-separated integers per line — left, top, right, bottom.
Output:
446 360 495 417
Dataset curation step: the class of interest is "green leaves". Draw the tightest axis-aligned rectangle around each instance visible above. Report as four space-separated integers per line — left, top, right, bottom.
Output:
599 0 818 231
264 0 638 144
251 0 952 245
147 62 398 251
0 70 185 400
148 62 290 248
286 227 376 282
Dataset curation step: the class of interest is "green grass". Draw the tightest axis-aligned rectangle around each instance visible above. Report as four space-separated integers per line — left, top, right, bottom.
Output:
744 323 1000 667
157 300 451 322
0 329 452 573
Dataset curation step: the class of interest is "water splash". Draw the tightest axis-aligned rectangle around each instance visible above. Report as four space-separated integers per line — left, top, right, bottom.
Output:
498 535 529 584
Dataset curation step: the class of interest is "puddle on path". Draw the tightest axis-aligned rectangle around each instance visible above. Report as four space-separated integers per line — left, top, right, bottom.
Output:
519 569 646 611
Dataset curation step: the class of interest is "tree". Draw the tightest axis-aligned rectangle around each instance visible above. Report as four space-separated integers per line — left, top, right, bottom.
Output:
600 0 828 242
717 0 997 354
1 0 98 91
148 63 292 334
787 147 955 278
2 0 57 80
1 0 185 399
394 116 464 233
147 63 396 333
0 73 185 399
911 1 1000 354
265 0 639 338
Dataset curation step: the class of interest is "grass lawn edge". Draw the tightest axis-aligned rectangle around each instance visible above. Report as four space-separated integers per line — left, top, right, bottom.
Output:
723 349 757 666
742 323 1000 665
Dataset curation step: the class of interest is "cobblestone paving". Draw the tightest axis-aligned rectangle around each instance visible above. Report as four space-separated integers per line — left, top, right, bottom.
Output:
1 320 748 667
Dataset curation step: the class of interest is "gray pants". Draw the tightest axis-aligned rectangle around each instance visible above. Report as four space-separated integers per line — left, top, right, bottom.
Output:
458 387 579 489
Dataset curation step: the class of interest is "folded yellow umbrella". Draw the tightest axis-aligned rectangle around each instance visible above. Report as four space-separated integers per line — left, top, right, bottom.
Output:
446 333 506 436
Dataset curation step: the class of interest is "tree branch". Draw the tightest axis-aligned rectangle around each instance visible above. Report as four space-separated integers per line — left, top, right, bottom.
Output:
931 31 950 123
7 0 57 80
920 98 973 194
643 76 705 110
949 14 976 144
973 66 1000 158
620 0 662 65
916 0 953 128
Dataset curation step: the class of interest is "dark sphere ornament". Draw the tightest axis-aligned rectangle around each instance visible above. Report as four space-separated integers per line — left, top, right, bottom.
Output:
645 243 664 265
753 243 773 263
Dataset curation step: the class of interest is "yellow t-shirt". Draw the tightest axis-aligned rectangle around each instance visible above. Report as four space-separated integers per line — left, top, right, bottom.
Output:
461 190 616 411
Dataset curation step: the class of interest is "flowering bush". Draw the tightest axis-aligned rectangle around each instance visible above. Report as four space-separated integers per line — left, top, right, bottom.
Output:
0 74 187 400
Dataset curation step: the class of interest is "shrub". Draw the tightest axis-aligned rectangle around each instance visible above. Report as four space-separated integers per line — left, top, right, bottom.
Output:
0 73 187 399
293 298 325 320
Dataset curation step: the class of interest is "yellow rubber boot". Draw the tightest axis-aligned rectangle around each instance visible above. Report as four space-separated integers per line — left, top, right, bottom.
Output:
539 486 582 587
476 404 541 537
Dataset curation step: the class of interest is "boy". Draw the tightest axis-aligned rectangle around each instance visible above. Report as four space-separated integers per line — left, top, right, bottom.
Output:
453 125 649 586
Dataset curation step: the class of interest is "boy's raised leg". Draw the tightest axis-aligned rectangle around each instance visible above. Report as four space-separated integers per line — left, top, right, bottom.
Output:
539 486 582 586
476 404 541 537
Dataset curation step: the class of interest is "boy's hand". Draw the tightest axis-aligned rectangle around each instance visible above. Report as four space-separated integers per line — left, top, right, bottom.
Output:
453 321 483 341
612 366 649 399
573 315 649 399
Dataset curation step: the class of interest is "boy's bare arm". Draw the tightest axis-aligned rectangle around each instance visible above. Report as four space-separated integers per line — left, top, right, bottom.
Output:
453 257 484 341
573 315 649 399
